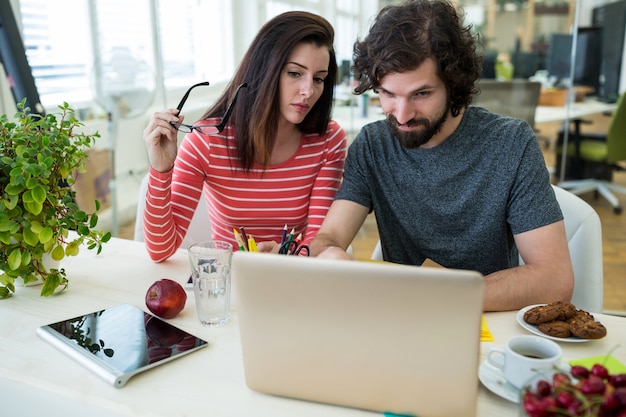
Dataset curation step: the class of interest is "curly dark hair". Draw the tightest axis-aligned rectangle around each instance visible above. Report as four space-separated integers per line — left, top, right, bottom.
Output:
352 0 482 117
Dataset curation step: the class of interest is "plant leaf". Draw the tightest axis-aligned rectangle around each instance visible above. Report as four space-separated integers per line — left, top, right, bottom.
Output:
21 250 31 266
22 227 40 247
40 273 61 297
24 200 43 215
8 248 22 271
39 227 54 244
31 185 47 204
51 245 65 262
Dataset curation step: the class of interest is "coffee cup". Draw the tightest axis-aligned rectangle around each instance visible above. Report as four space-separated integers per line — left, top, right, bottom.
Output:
485 335 562 389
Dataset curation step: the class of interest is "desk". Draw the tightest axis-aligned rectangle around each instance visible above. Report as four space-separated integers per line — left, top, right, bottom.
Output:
534 99 617 125
1 237 625 417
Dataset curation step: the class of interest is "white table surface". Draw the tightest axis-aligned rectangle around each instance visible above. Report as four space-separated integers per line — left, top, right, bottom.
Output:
1 236 624 417
535 99 617 124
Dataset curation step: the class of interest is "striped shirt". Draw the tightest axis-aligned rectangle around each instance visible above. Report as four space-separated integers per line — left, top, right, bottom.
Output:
143 120 347 262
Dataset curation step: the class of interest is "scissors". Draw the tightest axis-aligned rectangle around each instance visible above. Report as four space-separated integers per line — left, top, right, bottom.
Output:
279 240 309 256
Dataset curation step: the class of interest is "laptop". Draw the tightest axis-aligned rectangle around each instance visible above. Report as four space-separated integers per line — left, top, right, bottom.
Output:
231 252 484 417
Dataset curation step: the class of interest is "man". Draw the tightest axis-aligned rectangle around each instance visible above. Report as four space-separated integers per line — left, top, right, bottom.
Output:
310 0 574 312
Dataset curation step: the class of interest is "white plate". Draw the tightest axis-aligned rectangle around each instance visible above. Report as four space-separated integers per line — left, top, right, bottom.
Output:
516 304 593 343
478 360 520 403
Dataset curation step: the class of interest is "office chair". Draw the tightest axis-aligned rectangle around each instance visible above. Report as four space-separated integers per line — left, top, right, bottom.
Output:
557 93 626 214
472 79 542 128
134 174 213 249
370 185 604 313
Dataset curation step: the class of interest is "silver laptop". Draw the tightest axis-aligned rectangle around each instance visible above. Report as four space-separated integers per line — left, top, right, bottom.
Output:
232 252 484 417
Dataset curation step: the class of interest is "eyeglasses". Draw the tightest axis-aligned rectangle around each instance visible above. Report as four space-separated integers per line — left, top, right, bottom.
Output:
170 82 247 135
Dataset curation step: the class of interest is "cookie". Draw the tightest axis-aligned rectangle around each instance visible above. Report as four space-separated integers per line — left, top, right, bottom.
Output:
523 304 562 324
569 319 607 339
552 301 577 321
568 309 595 324
537 320 572 338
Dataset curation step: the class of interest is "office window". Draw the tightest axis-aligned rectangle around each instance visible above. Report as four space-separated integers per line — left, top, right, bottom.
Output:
17 0 233 109
157 0 233 88
16 0 359 110
18 0 92 106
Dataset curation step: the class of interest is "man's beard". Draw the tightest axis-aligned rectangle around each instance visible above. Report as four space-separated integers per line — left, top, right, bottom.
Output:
388 102 450 149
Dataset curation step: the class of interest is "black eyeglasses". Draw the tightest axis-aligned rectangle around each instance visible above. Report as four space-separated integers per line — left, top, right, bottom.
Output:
170 82 247 135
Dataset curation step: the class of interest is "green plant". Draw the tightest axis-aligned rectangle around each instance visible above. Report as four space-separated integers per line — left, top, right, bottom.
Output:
0 99 111 298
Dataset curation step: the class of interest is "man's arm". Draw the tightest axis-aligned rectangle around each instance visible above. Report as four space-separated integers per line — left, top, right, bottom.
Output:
483 220 574 311
309 200 370 259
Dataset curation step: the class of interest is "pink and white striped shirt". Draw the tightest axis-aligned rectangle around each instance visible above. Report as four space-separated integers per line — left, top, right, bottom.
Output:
143 120 346 262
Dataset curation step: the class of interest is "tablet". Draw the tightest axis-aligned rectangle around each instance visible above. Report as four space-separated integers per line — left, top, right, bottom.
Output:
36 304 208 388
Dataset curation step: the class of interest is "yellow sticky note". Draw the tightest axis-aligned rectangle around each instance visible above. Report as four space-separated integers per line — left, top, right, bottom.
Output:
481 316 495 342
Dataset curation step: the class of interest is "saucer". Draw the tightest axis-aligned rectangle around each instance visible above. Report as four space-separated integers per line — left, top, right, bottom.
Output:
478 361 520 403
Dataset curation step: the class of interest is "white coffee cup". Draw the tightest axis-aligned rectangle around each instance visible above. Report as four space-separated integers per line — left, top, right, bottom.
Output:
485 335 562 389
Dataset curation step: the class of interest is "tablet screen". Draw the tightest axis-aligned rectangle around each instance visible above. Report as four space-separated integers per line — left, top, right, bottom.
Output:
37 304 208 387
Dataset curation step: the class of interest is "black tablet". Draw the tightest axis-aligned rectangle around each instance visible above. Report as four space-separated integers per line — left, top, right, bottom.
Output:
37 304 208 388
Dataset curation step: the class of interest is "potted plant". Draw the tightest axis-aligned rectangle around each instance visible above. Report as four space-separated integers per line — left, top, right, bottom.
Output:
0 99 111 298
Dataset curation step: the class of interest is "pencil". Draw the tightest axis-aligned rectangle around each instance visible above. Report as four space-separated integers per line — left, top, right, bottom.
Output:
239 226 249 251
280 224 288 246
233 228 247 251
247 235 258 252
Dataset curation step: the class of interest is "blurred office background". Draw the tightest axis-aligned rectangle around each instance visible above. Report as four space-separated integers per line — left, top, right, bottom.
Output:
1 0 625 234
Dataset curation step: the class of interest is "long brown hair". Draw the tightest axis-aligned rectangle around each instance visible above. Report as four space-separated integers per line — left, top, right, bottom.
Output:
201 11 338 171
352 0 482 117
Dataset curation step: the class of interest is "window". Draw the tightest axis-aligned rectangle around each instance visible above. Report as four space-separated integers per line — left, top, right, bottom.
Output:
17 0 234 110
16 0 361 111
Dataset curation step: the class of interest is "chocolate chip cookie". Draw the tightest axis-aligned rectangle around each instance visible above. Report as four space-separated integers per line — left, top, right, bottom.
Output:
522 301 607 340
568 315 607 339
537 320 572 338
523 303 563 324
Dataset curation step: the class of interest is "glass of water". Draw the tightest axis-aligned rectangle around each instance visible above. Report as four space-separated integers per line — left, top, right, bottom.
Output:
188 241 233 326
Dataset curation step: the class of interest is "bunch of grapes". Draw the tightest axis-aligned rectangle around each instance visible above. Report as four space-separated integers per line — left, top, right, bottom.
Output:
522 364 626 417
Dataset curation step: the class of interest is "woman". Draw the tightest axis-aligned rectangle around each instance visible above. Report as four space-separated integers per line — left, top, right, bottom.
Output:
142 11 347 262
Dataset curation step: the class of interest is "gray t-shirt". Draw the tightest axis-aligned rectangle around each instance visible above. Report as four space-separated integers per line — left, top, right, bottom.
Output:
338 106 562 275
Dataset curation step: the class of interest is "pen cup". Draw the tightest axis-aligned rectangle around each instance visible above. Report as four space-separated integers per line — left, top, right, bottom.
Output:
188 241 233 327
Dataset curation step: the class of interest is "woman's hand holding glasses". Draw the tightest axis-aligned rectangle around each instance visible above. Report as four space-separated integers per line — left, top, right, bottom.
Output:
143 108 184 173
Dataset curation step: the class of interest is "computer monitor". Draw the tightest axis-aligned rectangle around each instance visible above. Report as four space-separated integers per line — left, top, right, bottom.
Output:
546 29 602 92
0 2 44 115
337 59 351 84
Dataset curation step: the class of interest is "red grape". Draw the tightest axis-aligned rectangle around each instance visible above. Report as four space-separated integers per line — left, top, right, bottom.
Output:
614 387 626 406
522 364 626 416
580 375 606 395
570 365 590 379
610 374 626 388
536 380 552 397
592 364 610 380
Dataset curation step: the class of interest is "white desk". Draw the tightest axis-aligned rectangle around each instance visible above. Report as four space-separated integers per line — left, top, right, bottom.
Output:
1 237 625 417
535 99 617 125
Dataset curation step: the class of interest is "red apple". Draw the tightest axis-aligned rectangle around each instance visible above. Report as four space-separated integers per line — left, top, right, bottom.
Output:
145 278 187 319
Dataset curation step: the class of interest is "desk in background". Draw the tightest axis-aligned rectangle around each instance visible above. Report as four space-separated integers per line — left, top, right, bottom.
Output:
1 237 625 417
535 99 616 125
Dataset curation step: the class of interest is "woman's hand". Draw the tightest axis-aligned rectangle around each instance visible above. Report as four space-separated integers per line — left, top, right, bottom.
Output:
143 109 184 173
255 241 280 254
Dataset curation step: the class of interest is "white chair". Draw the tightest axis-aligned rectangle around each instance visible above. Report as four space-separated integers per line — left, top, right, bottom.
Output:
370 185 604 312
134 174 213 249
